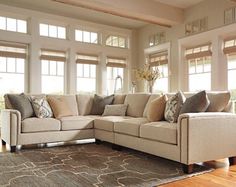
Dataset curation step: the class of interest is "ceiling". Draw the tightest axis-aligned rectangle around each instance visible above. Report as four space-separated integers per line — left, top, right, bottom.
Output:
0 0 206 29
153 0 205 9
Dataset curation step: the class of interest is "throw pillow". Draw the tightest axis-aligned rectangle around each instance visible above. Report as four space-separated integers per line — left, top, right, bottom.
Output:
179 90 210 115
30 96 53 118
6 93 35 120
102 104 128 116
206 92 230 112
147 95 168 122
164 91 185 123
47 96 73 119
90 94 114 115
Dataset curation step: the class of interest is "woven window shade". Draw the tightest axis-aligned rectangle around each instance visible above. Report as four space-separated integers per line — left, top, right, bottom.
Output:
185 43 212 60
76 53 99 65
40 49 66 62
149 51 168 67
0 41 27 59
223 38 236 55
106 56 126 68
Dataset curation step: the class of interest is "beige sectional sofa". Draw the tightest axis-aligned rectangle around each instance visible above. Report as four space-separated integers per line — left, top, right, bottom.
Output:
1 92 236 173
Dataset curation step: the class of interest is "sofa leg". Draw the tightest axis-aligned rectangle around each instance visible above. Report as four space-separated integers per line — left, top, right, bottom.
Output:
10 146 16 153
112 144 122 151
229 157 236 165
95 139 102 145
182 164 194 174
1 139 6 145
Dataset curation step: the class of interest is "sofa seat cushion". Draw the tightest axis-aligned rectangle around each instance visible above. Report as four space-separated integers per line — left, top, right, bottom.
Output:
114 118 148 137
94 116 132 132
22 118 61 133
60 116 94 130
140 122 177 145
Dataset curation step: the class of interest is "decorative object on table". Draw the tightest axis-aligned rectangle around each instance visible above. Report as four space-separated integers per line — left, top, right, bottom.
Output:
136 64 160 93
131 81 137 93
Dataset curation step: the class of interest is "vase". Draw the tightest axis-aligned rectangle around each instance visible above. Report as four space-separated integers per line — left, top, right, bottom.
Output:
147 80 154 93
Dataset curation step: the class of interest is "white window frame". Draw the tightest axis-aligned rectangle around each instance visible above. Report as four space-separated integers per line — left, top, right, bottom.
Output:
75 29 99 44
105 35 128 48
0 16 27 33
39 23 66 39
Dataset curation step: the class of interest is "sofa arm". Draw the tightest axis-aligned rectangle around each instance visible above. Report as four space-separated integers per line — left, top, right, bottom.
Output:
1 109 21 146
178 112 236 165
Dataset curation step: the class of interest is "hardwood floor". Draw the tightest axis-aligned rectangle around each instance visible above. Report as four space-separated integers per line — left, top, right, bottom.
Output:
1 141 236 186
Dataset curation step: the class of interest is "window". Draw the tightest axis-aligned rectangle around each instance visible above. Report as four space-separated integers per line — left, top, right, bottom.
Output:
149 32 166 47
75 29 98 44
106 57 126 94
0 42 27 111
39 23 66 39
76 54 98 93
40 49 66 94
106 35 127 48
149 51 168 92
185 44 212 91
0 16 27 33
224 38 236 103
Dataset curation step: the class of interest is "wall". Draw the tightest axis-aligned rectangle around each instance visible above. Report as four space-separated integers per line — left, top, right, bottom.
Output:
0 4 134 95
137 0 236 92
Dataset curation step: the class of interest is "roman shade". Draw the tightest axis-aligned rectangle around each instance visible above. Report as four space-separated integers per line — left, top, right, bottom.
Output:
106 56 127 68
76 53 99 65
185 43 212 60
223 37 236 55
149 51 168 67
0 41 27 59
40 49 66 62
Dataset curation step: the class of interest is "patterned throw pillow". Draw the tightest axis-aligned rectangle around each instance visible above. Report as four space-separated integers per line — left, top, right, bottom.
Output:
31 96 53 118
164 91 185 123
102 104 128 116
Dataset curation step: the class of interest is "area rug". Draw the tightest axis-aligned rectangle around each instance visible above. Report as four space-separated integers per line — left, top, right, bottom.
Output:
0 143 213 187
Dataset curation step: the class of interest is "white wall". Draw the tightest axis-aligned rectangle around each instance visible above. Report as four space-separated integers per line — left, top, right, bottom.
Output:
137 0 236 92
0 4 134 95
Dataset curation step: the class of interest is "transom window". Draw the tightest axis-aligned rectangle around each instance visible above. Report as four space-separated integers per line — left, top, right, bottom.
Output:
0 42 27 111
41 49 66 94
149 51 169 92
105 35 127 48
39 23 66 39
76 54 98 93
106 56 126 94
75 29 98 44
0 16 27 33
185 44 212 92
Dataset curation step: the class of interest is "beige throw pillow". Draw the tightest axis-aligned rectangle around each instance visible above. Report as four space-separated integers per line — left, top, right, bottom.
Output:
47 97 73 119
102 104 128 116
147 95 168 122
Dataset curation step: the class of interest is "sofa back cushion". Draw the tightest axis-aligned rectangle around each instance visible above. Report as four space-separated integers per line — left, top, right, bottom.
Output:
113 94 126 104
124 93 150 117
143 94 162 117
76 94 94 115
206 91 230 112
47 95 78 116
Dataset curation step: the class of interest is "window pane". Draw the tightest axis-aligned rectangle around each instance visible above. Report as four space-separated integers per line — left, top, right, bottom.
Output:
228 70 236 90
204 60 211 72
84 31 90 43
42 75 64 94
16 58 24 73
228 59 236 69
119 37 125 48
49 61 57 75
0 57 6 72
7 58 16 72
77 64 83 77
189 73 211 91
49 25 57 38
90 65 96 78
40 23 48 36
83 64 90 77
75 30 83 41
189 60 196 74
41 60 49 75
0 16 6 30
57 26 66 39
57 61 64 76
17 20 27 33
154 77 168 93
91 32 98 44
7 18 16 32
112 36 118 47
196 59 203 73
77 77 96 93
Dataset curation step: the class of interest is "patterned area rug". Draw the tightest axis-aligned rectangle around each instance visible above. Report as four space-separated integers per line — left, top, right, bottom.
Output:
0 143 213 187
